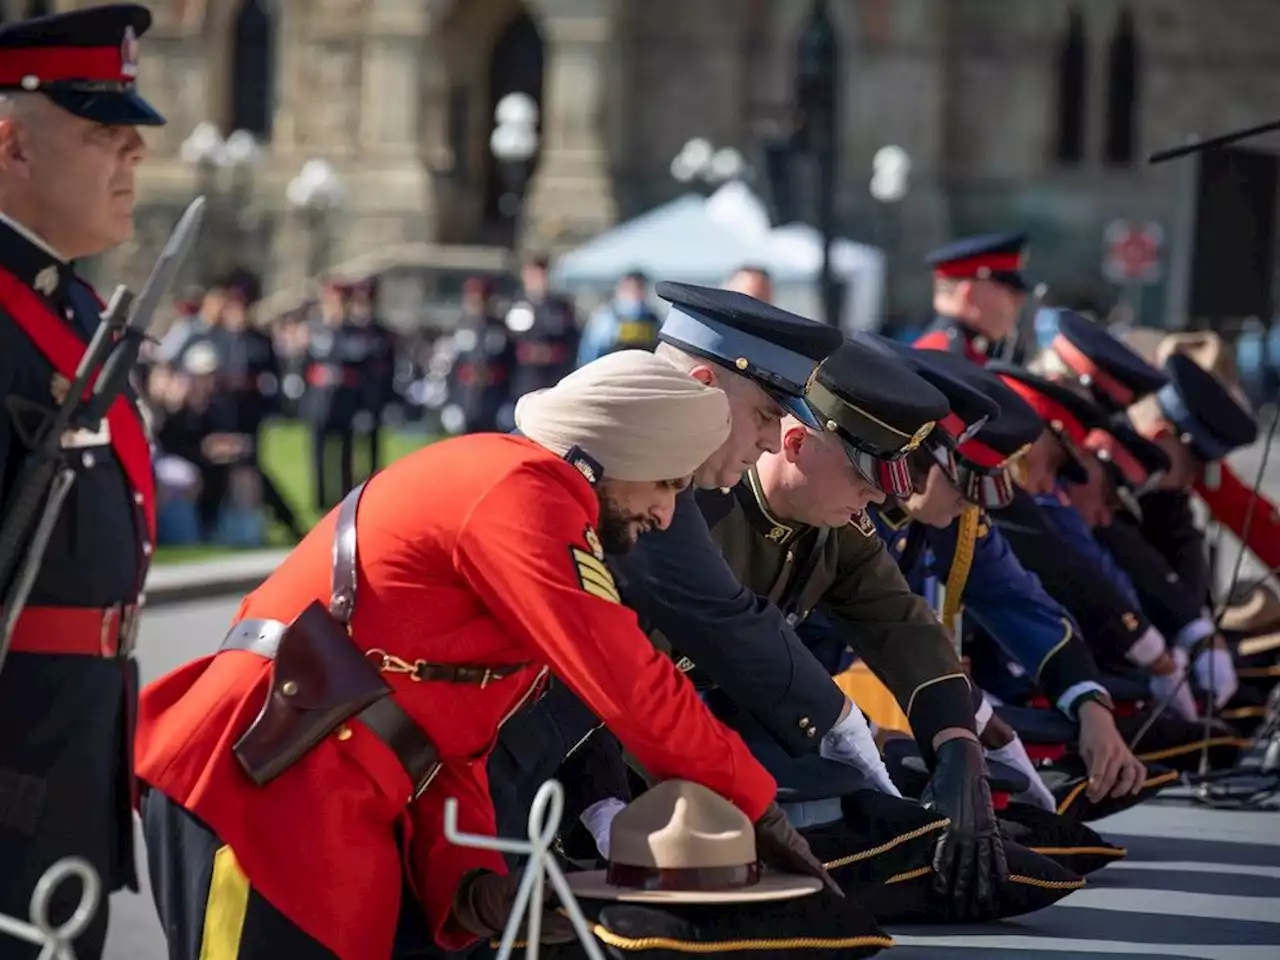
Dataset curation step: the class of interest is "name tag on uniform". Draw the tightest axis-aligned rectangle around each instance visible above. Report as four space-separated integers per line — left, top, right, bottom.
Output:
60 419 111 450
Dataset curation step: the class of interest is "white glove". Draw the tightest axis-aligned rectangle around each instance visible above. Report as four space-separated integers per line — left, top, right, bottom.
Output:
1193 646 1239 710
986 736 1057 812
580 797 628 859
1150 645 1199 722
974 693 994 735
1126 626 1169 669
820 699 902 797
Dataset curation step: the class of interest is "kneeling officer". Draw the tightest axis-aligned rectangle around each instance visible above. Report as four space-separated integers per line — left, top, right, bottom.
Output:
135 352 834 960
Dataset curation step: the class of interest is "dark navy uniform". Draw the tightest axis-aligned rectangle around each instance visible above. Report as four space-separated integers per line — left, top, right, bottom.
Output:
447 306 516 435
303 311 371 511
989 366 1158 669
488 283 844 841
914 232 1030 363
0 7 164 958
1141 355 1260 605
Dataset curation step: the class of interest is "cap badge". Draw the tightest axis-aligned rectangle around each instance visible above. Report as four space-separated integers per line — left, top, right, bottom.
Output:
34 265 58 297
121 26 140 79
903 420 935 454
734 357 749 371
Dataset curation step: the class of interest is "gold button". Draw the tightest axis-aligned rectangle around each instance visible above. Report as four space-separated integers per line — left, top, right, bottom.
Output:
281 680 298 697
336 725 353 742
805 727 817 738
798 717 811 728
735 357 749 370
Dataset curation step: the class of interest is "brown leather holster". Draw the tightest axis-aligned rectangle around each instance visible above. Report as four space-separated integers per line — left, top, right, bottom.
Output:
226 480 442 799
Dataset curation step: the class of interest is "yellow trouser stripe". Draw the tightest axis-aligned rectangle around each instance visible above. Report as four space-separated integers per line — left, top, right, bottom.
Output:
199 845 251 960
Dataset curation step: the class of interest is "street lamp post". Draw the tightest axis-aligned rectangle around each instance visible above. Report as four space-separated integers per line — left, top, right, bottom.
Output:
489 92 540 251
286 159 346 280
179 122 263 283
670 137 747 188
795 0 840 327
870 145 912 325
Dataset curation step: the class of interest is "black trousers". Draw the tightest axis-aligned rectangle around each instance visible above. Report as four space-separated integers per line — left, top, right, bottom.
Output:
141 789 338 960
0 656 135 960
311 424 355 512
141 789 451 960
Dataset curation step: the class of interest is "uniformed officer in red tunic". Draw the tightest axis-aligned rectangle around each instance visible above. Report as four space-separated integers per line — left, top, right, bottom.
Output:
914 232 1031 364
135 351 835 960
0 5 164 959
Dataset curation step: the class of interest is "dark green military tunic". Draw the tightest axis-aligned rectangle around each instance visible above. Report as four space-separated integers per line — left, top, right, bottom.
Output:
656 470 977 758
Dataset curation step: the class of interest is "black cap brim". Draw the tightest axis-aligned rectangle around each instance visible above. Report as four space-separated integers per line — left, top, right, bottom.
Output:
45 89 166 127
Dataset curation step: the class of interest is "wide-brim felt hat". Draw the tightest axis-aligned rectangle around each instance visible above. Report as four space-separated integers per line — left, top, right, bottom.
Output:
564 869 821 905
537 891 892 960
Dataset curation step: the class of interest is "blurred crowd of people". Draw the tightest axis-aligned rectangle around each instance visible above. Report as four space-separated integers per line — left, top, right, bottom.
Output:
138 255 700 549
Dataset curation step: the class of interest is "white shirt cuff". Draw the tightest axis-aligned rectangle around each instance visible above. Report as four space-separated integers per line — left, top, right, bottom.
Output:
1126 626 1168 668
1056 681 1109 718
974 694 994 734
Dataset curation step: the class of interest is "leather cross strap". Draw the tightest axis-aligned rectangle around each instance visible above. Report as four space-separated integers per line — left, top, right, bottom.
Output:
330 480 364 625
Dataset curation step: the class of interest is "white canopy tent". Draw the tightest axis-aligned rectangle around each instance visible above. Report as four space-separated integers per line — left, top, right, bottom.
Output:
551 182 885 332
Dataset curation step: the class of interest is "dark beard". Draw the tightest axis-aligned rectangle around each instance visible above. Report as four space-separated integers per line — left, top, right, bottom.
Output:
596 493 640 556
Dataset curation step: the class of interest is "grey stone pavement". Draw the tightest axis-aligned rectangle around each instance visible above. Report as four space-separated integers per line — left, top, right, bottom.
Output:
61 440 1280 957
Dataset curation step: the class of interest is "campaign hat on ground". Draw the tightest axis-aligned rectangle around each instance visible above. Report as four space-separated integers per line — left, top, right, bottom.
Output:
925 232 1031 292
1049 310 1169 413
564 780 822 904
807 336 950 498
0 4 165 126
1155 354 1259 463
655 281 843 430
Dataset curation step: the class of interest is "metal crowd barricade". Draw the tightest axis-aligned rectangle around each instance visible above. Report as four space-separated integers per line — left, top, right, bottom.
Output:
445 778 606 960
0 856 101 960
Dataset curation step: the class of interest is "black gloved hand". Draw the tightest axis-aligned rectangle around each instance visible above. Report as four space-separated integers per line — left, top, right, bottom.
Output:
451 870 577 944
753 802 843 897
920 736 1009 920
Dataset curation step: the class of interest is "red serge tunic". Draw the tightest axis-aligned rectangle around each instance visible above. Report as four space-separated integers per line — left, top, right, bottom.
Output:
135 434 776 960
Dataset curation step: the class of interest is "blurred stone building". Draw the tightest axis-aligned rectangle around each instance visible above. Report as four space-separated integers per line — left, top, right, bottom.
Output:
29 0 1280 322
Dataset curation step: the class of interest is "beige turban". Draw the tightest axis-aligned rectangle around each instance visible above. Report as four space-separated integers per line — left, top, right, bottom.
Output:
515 350 730 482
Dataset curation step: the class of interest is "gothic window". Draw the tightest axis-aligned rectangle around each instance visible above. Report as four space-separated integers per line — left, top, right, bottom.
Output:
1104 9 1139 165
1053 6 1086 165
23 1 53 18
227 0 276 140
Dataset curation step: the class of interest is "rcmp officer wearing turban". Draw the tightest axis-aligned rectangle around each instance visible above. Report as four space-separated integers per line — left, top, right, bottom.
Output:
0 5 162 958
914 232 1031 364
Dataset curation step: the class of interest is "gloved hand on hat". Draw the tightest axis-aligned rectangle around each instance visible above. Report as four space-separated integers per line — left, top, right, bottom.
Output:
921 735 1009 920
451 869 578 944
820 697 902 797
753 802 843 896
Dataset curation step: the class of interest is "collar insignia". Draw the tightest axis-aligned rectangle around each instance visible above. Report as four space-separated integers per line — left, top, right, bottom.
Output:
767 525 789 543
564 445 603 487
50 373 70 405
584 525 605 560
121 27 140 79
851 511 877 538
34 265 58 297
